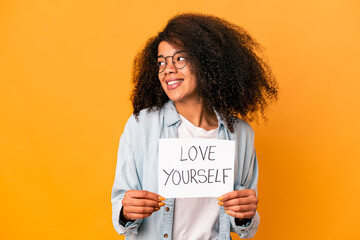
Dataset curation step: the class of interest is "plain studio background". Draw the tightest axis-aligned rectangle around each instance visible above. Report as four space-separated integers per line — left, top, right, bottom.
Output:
0 0 359 239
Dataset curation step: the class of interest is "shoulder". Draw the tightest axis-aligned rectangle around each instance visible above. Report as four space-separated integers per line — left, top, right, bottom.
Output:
125 108 164 131
127 100 179 129
123 102 177 140
120 109 163 147
232 118 255 142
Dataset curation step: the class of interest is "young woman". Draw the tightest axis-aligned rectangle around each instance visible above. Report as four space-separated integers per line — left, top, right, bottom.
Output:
111 13 278 240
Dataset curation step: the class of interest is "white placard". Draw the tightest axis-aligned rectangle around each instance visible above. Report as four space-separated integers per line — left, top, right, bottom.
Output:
158 138 235 198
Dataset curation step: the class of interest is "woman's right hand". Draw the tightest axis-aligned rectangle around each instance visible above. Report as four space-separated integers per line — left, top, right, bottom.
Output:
121 190 166 221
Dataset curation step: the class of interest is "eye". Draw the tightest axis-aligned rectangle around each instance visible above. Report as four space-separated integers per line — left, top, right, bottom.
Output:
174 54 186 62
157 60 165 66
177 56 185 61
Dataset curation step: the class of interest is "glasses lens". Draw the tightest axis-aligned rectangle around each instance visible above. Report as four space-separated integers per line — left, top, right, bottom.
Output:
157 58 166 73
173 52 187 69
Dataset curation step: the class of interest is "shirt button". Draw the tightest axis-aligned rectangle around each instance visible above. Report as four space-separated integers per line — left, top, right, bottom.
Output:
165 207 170 212
164 233 168 238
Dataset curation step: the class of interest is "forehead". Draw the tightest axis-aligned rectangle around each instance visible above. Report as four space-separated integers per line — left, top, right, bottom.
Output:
157 41 182 56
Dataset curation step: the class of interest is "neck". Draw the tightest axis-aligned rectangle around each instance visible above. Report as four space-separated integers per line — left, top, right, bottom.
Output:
174 99 218 131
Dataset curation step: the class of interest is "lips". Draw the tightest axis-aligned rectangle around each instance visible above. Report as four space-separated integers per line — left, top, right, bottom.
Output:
165 79 183 90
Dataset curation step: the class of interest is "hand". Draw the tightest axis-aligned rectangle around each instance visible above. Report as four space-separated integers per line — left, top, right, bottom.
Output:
121 190 166 221
217 189 258 220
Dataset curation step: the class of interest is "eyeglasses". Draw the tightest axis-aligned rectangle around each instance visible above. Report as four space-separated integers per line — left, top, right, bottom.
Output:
157 51 188 73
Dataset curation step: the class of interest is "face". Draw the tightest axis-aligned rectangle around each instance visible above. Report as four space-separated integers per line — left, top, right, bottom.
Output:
157 41 198 104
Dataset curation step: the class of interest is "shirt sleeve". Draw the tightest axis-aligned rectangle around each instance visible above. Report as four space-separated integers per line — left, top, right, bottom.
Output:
230 140 260 238
230 211 260 239
111 117 143 236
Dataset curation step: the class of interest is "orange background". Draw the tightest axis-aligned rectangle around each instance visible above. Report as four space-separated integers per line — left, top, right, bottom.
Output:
1 0 359 239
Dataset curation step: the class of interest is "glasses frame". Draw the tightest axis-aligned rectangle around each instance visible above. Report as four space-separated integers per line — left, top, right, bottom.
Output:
157 50 188 73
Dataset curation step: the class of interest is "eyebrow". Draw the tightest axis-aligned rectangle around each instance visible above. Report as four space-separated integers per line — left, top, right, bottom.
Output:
157 50 185 58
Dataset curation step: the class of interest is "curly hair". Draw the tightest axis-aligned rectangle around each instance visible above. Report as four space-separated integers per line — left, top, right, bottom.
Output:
131 13 278 132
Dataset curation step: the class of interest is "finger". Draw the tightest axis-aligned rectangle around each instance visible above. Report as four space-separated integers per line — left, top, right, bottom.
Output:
218 197 252 206
123 212 152 220
224 209 256 219
123 198 165 208
220 195 258 207
224 204 257 213
124 206 161 221
218 189 256 201
126 190 165 201
124 206 160 215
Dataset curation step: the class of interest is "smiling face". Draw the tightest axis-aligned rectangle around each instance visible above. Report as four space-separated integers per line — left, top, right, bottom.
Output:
157 41 198 104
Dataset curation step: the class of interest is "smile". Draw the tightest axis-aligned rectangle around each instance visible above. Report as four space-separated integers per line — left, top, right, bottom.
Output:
167 80 183 85
165 79 184 90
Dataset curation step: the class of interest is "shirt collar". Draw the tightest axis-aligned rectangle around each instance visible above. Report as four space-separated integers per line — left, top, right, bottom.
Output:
163 100 228 131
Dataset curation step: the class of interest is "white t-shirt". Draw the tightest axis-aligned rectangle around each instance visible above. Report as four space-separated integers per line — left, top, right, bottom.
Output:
173 114 220 240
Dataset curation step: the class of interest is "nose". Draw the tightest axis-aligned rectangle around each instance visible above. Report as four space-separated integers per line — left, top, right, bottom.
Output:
163 58 177 74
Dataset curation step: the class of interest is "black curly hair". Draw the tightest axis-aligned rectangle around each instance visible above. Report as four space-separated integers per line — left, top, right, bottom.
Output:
131 13 278 132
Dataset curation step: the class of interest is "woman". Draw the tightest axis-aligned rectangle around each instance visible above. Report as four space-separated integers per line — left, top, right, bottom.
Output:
111 13 278 239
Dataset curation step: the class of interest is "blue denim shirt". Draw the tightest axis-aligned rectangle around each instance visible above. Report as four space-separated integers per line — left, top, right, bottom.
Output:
111 101 260 239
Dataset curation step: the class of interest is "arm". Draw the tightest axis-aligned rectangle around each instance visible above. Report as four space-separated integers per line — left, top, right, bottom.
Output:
111 123 143 236
218 134 260 238
111 117 165 236
232 148 259 238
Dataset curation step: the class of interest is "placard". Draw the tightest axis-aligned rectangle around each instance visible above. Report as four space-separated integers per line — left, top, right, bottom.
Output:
158 138 235 198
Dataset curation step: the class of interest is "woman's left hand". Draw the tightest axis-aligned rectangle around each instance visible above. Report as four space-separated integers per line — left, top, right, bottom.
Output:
217 189 258 220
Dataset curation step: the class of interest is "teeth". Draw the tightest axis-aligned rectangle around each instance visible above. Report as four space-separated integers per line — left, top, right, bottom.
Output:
167 80 182 85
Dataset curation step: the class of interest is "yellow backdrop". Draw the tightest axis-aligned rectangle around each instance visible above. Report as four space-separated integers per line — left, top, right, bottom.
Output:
1 0 359 239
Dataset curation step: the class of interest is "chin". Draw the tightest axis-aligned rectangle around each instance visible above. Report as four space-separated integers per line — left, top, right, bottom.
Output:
168 97 183 103
164 92 182 102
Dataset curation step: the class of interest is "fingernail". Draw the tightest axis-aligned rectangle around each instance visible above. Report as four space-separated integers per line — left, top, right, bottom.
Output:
217 197 224 201
155 208 160 211
218 201 224 206
159 202 165 207
225 210 230 214
158 196 166 201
